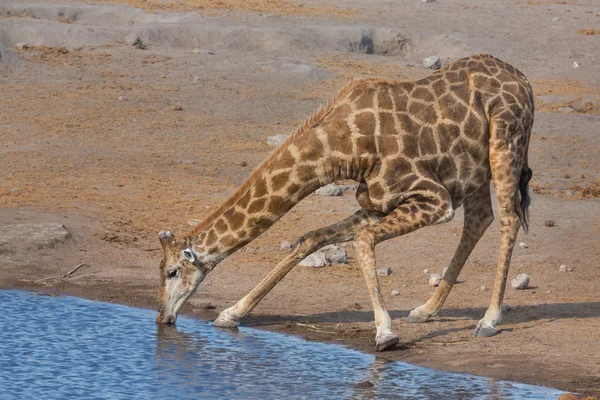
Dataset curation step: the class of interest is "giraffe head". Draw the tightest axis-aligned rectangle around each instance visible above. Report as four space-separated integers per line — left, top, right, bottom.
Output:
155 230 209 324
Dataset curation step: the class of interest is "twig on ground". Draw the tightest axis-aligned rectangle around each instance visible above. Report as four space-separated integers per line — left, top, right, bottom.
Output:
20 263 91 286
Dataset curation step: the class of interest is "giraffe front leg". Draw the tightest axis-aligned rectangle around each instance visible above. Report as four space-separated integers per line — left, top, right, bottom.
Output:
214 210 381 329
354 187 454 351
407 183 494 324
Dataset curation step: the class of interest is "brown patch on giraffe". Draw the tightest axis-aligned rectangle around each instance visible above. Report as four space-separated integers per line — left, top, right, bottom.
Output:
367 181 385 200
205 229 218 246
270 171 291 192
326 122 353 154
276 149 296 168
237 190 252 209
419 127 437 156
408 102 437 124
214 219 228 234
354 111 376 136
379 112 396 136
268 195 292 214
401 133 420 159
356 135 377 156
221 234 236 247
378 136 399 156
296 165 315 182
253 176 268 197
412 87 435 102
353 88 376 109
437 123 461 150
229 210 246 230
286 182 301 196
464 113 484 140
248 198 267 214
377 89 395 110
299 135 324 161
431 79 447 97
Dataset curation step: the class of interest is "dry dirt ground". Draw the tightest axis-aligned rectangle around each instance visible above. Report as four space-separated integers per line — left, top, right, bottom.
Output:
1 0 599 396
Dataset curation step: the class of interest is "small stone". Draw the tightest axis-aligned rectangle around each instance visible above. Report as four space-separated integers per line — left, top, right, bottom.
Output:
511 273 530 290
267 134 288 147
125 33 144 49
187 219 200 226
501 303 510 313
565 189 576 196
429 273 442 287
16 42 33 50
172 105 183 111
423 56 442 70
239 161 248 167
118 96 128 101
423 269 429 274
191 48 214 55
559 264 573 272
544 219 555 227
572 61 580 68
315 184 344 196
321 244 348 265
178 159 197 164
479 285 486 291
419 0 435 3
558 106 575 113
552 17 561 22
193 76 202 82
518 242 528 249
300 252 328 268
280 240 293 251
391 290 400 296
189 299 216 309
377 267 392 276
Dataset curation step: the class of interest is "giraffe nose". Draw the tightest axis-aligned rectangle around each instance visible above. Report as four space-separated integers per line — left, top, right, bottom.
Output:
156 312 176 324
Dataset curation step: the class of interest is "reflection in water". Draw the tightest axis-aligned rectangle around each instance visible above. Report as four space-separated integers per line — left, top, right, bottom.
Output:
1 290 563 399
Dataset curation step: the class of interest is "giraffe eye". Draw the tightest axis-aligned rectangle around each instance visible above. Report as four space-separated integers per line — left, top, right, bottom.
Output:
182 249 195 262
167 269 178 279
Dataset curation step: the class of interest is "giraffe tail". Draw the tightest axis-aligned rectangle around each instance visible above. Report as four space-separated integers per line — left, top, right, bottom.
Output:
518 164 533 233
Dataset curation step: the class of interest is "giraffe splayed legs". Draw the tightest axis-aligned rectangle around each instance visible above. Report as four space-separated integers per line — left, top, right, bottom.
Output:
156 54 534 351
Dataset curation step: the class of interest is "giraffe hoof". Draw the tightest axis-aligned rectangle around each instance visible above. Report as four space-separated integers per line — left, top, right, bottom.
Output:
213 313 240 329
405 309 430 324
375 334 400 352
473 324 499 337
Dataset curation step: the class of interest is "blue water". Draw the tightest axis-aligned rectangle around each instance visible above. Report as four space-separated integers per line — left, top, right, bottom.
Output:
0 290 564 399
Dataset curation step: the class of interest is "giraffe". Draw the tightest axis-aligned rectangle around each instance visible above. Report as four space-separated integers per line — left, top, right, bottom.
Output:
156 53 534 351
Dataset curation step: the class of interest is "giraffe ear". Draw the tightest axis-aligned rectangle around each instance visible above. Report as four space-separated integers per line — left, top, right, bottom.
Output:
158 231 176 249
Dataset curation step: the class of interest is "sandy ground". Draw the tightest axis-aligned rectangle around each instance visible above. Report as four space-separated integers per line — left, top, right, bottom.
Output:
1 0 599 396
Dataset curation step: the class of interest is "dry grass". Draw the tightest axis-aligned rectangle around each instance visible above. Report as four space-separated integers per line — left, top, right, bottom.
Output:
71 0 356 17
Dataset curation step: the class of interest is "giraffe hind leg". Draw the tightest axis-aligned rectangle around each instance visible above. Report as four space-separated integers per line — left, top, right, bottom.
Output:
474 121 529 337
407 182 494 323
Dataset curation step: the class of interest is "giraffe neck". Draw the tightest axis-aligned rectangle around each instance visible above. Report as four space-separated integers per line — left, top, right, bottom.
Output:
188 138 326 267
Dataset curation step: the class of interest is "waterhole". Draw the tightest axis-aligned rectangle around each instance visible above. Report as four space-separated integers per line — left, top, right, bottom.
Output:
0 290 564 399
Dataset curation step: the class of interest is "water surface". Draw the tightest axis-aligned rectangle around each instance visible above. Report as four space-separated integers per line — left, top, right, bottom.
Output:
0 290 564 399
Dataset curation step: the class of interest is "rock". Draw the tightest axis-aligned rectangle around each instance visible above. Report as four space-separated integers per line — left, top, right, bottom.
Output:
321 244 348 265
423 56 441 70
239 161 248 167
0 222 70 253
423 269 429 274
299 252 328 268
479 285 486 291
193 76 202 82
118 96 128 101
280 240 293 251
559 264 573 272
572 61 580 68
518 242 528 249
544 219 555 227
419 0 435 3
187 219 200 226
315 184 344 196
191 48 214 55
125 33 144 49
172 105 183 111
377 267 392 276
267 134 288 147
501 303 510 313
511 274 530 290
189 299 216 309
429 273 442 287
391 290 400 296
178 159 197 164
16 42 33 50
558 106 575 113
552 17 561 22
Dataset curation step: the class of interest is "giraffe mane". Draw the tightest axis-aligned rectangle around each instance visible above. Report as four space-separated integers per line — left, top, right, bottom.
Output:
187 79 364 238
